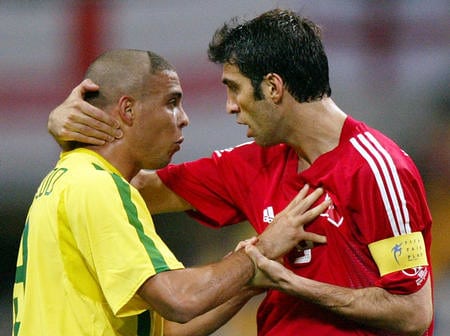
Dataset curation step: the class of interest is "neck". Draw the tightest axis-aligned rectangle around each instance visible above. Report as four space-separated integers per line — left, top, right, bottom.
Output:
85 142 138 182
286 97 347 165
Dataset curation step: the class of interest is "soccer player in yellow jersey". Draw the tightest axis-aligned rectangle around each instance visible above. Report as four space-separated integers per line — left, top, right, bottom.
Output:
13 49 330 336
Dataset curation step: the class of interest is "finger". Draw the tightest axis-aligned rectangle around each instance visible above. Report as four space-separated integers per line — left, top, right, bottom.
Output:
222 251 233 259
70 81 121 133
297 183 310 198
62 101 121 141
76 100 121 133
247 236 259 245
73 78 100 96
293 187 325 214
245 244 264 264
303 197 331 220
245 245 279 275
283 184 310 212
235 236 259 251
302 232 327 245
69 111 121 141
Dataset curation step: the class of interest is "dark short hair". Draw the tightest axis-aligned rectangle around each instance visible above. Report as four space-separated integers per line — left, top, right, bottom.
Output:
208 9 331 102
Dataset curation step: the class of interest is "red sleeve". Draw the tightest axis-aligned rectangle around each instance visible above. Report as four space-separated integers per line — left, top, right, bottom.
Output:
352 158 432 295
156 153 247 228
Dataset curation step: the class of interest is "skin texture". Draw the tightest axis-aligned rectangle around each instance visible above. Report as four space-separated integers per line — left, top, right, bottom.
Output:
47 79 122 149
94 70 187 179
91 69 188 181
222 65 285 146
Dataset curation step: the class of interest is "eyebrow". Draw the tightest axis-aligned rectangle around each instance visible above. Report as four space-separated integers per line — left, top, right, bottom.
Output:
167 91 183 99
222 76 232 84
222 78 238 89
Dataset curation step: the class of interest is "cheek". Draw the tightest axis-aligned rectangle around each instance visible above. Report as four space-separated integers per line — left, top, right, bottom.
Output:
146 119 176 144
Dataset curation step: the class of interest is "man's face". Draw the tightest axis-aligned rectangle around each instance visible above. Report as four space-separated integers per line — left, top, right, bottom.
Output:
132 70 188 169
221 63 283 146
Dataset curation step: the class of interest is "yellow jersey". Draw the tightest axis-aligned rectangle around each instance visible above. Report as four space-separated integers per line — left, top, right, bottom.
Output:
13 148 184 335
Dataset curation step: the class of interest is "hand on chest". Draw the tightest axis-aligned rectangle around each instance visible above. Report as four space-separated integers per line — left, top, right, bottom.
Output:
257 189 345 267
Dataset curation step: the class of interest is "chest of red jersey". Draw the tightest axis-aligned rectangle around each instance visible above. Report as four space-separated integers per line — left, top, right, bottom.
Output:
249 180 379 288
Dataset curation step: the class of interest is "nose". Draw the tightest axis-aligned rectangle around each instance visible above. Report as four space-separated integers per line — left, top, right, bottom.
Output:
177 106 189 128
226 96 240 115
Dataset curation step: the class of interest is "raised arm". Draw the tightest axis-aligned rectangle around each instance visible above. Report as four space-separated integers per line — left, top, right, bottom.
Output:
48 79 122 149
245 245 433 336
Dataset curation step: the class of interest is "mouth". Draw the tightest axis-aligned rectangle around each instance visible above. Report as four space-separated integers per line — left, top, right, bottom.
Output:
245 126 253 138
175 137 184 145
236 119 255 139
171 137 184 154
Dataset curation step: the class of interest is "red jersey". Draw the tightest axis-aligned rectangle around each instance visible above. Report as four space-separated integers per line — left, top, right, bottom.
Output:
157 116 433 335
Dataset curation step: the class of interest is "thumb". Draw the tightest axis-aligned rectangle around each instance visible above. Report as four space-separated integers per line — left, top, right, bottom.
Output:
74 78 99 97
245 244 264 264
235 236 259 251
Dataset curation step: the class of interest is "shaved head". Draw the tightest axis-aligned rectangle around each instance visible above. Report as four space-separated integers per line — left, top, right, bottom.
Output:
84 49 175 108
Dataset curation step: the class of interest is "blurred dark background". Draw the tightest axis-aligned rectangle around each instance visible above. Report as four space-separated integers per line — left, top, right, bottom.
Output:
1 1 448 334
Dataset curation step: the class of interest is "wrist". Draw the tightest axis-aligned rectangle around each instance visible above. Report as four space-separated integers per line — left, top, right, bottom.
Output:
234 248 257 280
254 237 271 259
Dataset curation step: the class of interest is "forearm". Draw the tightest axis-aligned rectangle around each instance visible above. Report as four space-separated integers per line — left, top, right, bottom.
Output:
163 287 260 336
131 170 193 213
279 270 433 335
139 249 255 323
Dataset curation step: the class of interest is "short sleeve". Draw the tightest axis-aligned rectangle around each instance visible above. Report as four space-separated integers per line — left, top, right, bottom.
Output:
351 160 432 294
65 172 184 316
157 155 247 227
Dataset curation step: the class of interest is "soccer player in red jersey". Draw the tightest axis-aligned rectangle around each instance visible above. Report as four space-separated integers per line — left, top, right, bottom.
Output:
49 9 433 336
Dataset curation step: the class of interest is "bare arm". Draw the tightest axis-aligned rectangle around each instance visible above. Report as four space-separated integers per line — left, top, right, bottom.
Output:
163 288 261 336
245 245 433 336
48 79 122 149
130 169 192 213
138 186 329 323
138 249 254 323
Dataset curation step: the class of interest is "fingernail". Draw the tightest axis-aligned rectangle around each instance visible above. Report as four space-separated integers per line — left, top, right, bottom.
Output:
115 129 123 139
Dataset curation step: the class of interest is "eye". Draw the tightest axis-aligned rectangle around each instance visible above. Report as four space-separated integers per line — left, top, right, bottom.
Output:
168 98 178 108
227 83 239 93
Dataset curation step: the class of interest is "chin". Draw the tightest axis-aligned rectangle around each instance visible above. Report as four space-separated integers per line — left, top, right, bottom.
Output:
254 138 273 147
159 157 172 169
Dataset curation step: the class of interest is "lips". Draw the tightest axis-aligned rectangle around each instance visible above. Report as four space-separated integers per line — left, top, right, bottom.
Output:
172 137 184 154
246 126 253 138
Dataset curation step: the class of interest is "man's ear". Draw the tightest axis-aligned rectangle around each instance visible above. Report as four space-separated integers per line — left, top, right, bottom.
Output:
118 96 135 126
264 73 284 104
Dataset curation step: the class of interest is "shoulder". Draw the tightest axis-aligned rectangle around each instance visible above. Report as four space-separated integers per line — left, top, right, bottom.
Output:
60 157 124 200
341 124 423 197
211 141 290 166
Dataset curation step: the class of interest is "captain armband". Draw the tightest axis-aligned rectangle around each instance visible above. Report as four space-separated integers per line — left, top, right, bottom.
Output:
368 232 428 277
